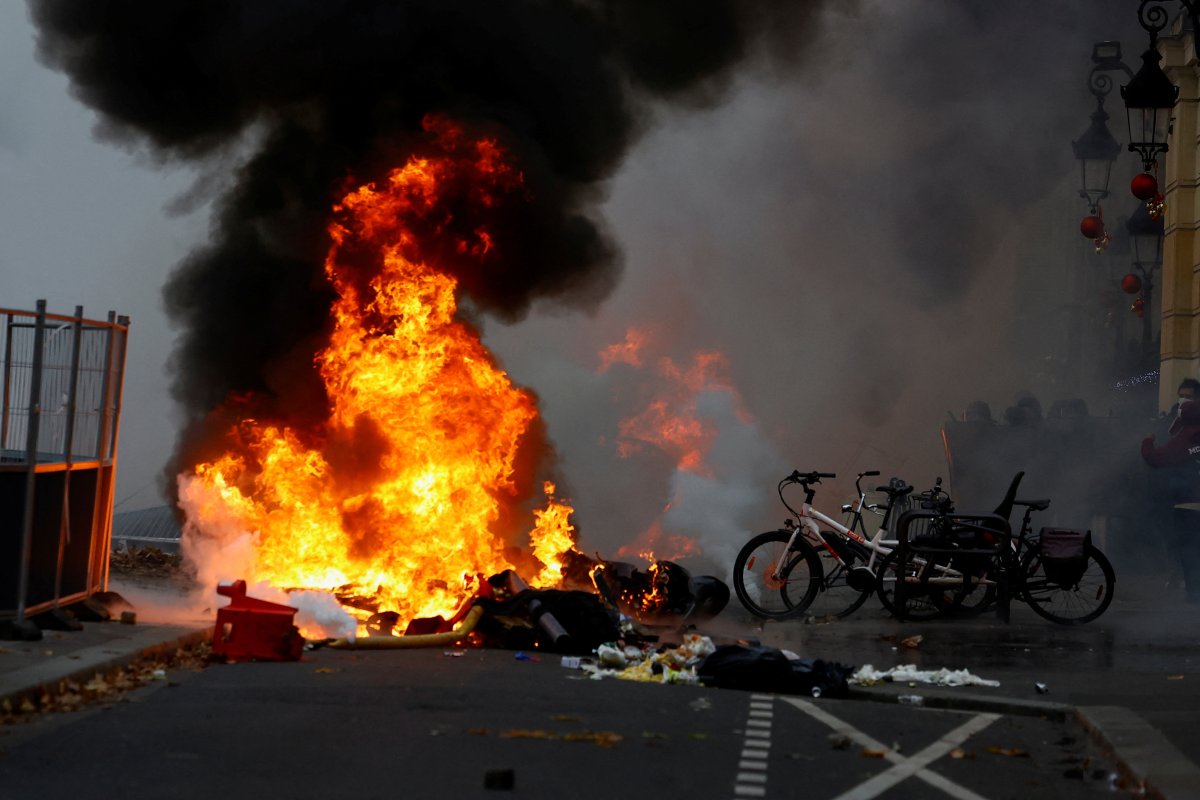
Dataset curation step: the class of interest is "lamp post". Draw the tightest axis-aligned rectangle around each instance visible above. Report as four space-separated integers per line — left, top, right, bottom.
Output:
1124 2 1184 206
1124 201 1164 367
1075 42 1131 251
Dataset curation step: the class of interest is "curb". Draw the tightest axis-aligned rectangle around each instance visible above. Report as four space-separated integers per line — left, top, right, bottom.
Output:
1075 705 1200 800
847 685 1200 800
846 684 1072 721
0 625 211 711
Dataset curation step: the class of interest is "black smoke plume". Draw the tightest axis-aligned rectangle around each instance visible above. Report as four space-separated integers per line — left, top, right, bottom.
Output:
29 0 831 479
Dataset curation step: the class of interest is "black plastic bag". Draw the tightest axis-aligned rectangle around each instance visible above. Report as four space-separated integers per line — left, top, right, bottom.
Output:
697 644 852 698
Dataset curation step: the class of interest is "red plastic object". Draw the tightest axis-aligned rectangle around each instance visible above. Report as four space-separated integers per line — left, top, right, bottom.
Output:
211 580 304 662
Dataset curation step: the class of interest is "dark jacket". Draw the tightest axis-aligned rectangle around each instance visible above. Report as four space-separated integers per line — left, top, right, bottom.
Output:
1143 400 1200 503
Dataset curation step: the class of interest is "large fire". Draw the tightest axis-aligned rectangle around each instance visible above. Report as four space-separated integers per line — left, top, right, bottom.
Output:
181 118 577 625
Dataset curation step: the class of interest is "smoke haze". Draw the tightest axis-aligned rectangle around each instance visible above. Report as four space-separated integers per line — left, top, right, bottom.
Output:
22 1 1159 576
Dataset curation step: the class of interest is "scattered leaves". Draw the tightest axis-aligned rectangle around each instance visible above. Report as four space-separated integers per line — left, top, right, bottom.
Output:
986 746 1030 758
862 748 889 758
500 728 623 748
0 641 210 727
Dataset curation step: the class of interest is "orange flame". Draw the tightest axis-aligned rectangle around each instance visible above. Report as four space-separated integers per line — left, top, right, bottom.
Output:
597 326 649 372
615 518 701 563
183 118 578 624
610 342 749 477
529 481 577 587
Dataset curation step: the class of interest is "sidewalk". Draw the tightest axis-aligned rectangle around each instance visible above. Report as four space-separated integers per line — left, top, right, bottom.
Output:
0 577 209 713
2 576 1199 799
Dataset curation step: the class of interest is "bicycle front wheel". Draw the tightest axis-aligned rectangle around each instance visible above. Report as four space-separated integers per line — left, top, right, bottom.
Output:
1019 544 1115 625
732 530 821 620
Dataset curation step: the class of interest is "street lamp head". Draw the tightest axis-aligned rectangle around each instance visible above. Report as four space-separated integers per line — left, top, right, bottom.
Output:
1122 46 1179 171
1072 105 1122 209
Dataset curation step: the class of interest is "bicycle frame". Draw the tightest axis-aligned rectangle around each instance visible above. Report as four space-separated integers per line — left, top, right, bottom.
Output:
775 472 899 580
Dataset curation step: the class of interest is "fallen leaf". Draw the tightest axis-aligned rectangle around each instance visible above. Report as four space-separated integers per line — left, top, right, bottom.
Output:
563 730 623 748
949 748 974 760
313 667 339 674
986 746 1029 758
1167 675 1184 681
829 734 852 751
900 635 923 649
862 748 888 758
500 729 557 740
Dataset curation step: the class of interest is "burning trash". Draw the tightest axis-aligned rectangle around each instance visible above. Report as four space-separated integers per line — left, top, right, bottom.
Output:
159 90 730 650
584 556 729 626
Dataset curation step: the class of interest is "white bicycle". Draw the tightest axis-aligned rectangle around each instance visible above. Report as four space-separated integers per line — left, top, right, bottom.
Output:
731 470 920 620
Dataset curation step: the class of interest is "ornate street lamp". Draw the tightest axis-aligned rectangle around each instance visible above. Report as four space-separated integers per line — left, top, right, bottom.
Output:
1074 43 1128 212
1123 202 1165 361
1124 2 1184 211
1075 42 1131 251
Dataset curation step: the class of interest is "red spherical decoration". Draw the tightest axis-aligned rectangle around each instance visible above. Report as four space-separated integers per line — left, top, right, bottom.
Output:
1121 273 1143 294
1131 172 1159 201
1133 297 1145 317
1080 215 1104 239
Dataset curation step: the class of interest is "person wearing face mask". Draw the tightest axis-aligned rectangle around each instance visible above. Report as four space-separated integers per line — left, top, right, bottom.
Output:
1154 379 1200 440
1142 395 1200 604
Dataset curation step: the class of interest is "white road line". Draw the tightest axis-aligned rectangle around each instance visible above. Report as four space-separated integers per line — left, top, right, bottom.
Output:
734 694 774 800
780 697 998 800
737 772 768 784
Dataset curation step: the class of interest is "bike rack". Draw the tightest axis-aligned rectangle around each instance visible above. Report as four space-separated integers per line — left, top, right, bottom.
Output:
892 509 1014 622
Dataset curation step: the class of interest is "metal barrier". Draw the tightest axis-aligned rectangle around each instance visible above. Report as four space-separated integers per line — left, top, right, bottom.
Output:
0 300 129 624
893 509 1013 622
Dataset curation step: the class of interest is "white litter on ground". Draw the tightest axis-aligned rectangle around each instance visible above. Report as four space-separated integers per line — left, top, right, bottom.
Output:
851 664 1001 687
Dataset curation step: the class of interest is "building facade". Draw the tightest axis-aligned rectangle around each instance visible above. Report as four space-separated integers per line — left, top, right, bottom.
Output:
1159 19 1200 409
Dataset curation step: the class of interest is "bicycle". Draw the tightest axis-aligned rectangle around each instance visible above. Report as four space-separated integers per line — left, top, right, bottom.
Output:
884 473 1116 624
731 470 915 620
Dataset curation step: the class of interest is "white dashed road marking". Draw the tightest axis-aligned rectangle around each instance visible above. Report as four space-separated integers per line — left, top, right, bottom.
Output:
732 695 775 799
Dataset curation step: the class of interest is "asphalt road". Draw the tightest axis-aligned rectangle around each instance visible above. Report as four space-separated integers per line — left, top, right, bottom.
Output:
0 645 1127 800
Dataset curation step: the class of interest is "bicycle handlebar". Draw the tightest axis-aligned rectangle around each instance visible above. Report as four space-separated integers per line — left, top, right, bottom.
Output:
874 478 914 498
786 470 836 483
